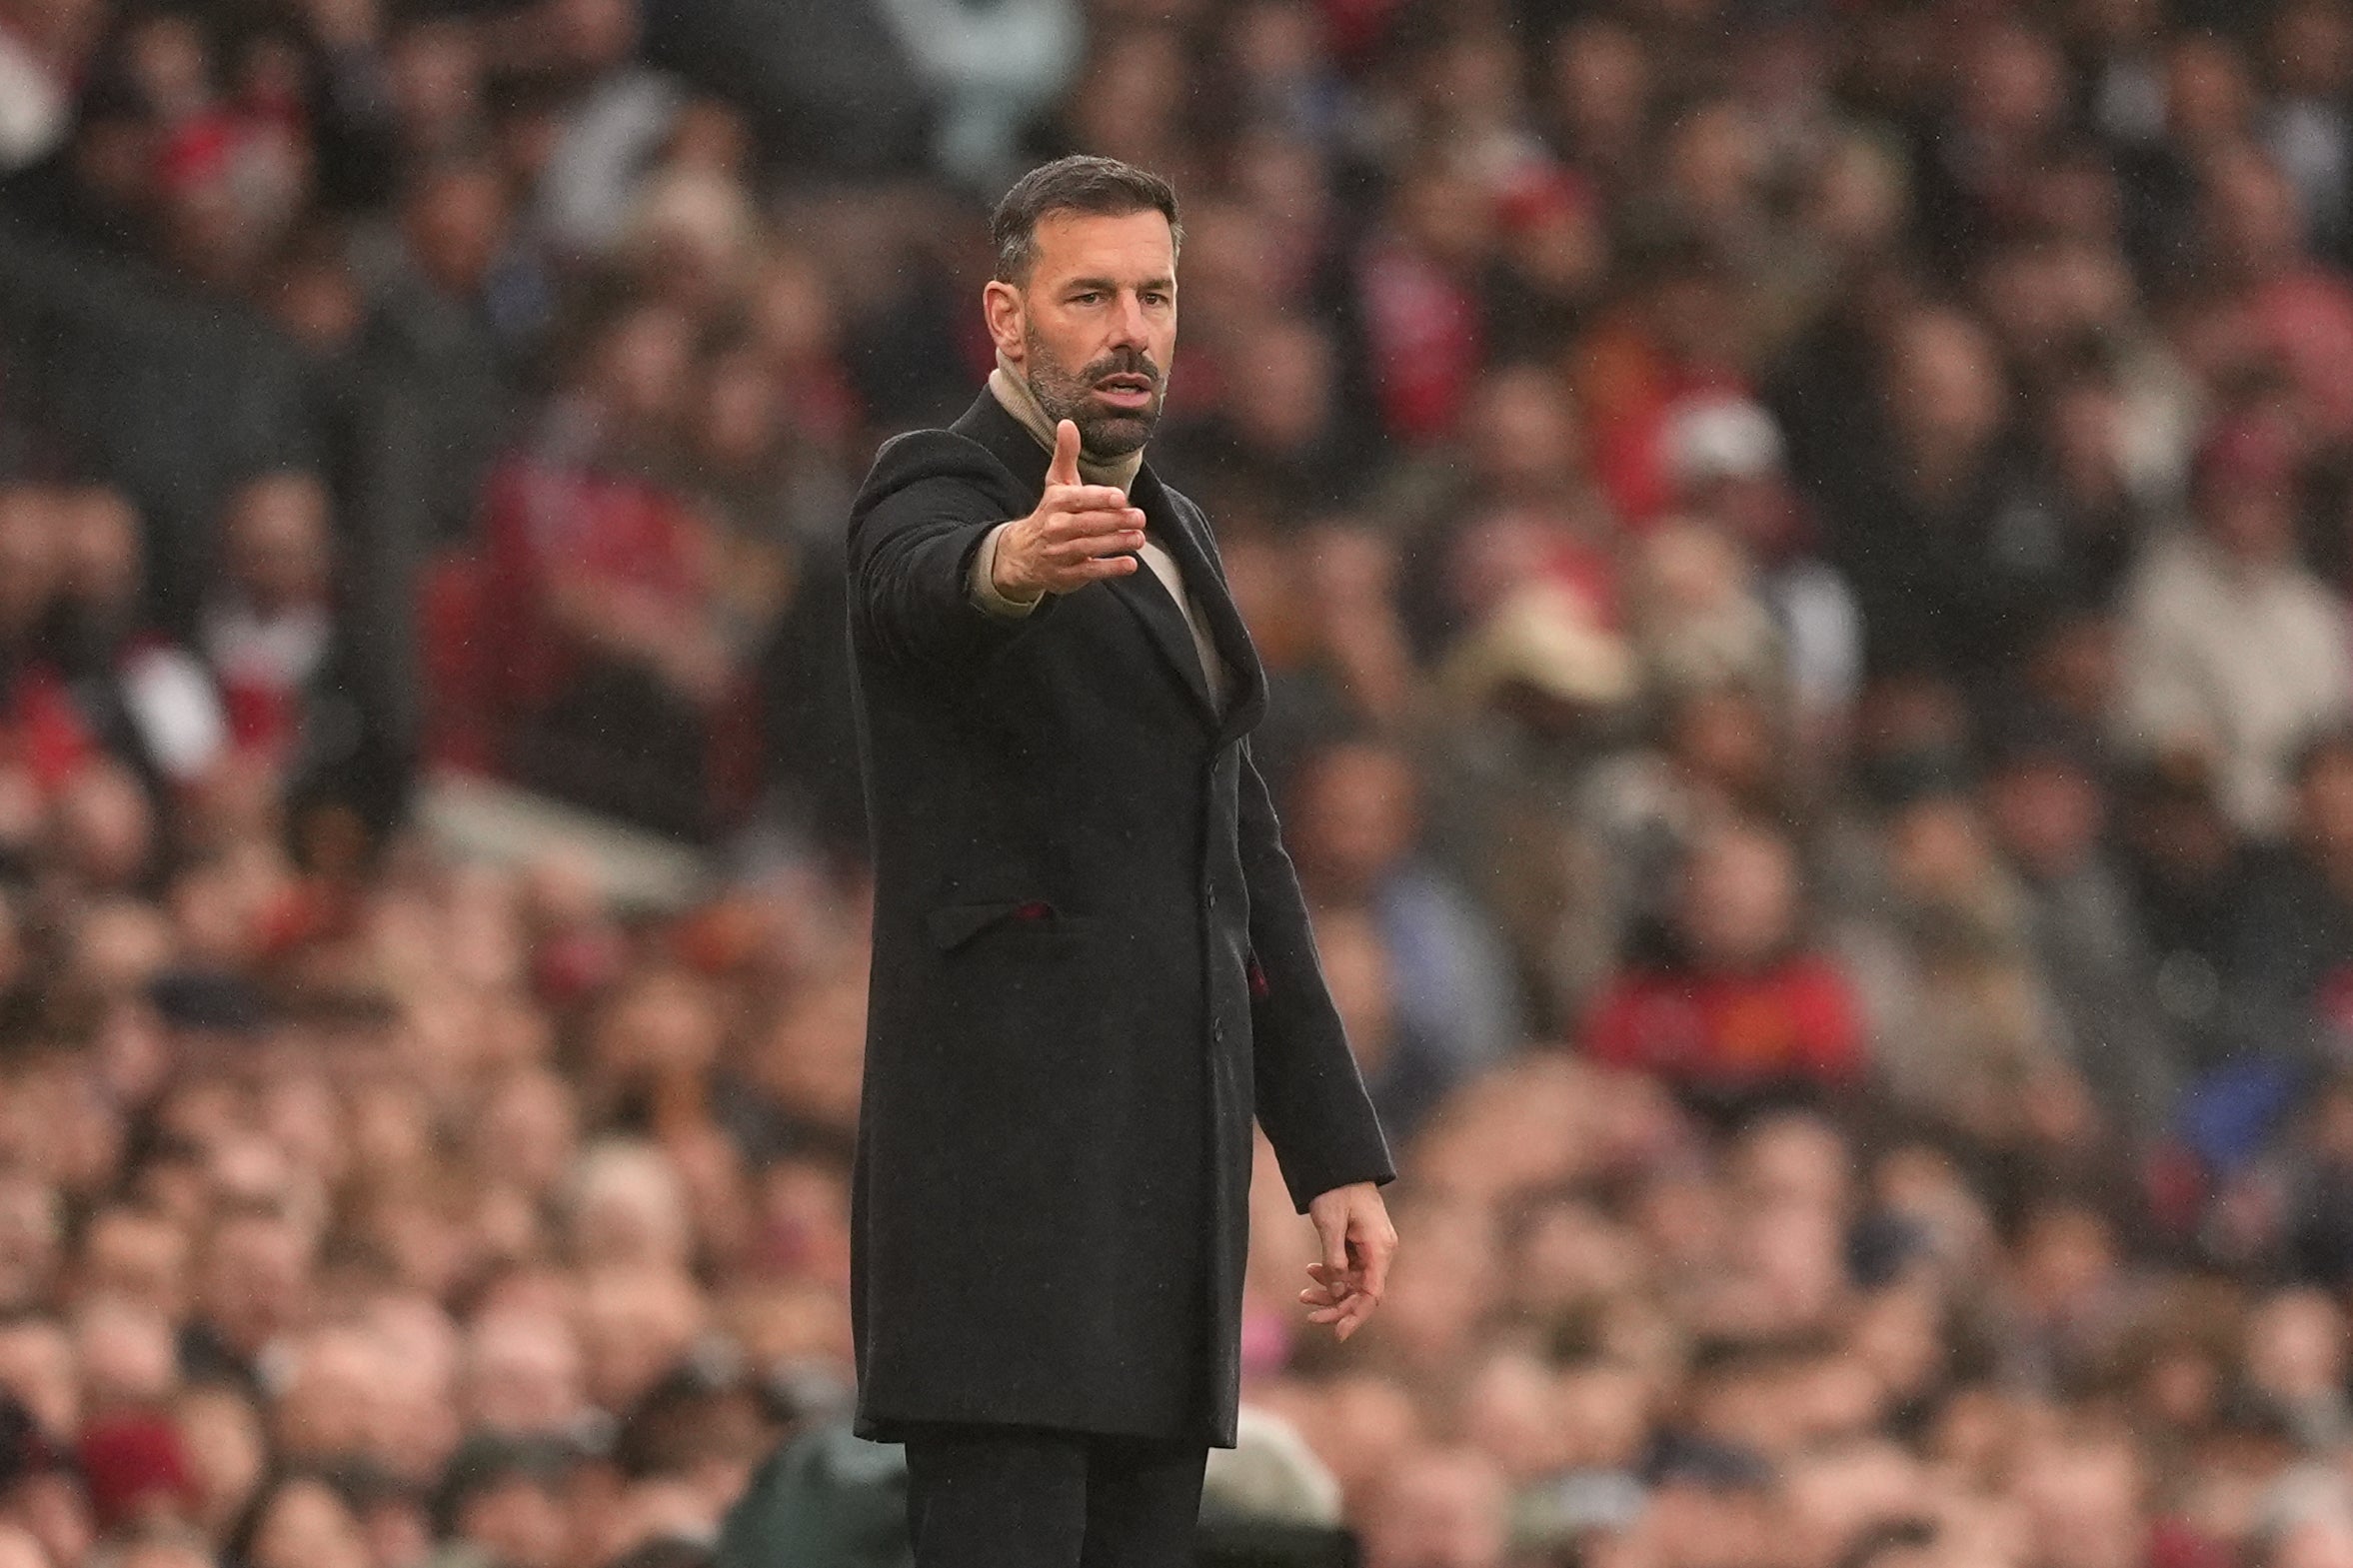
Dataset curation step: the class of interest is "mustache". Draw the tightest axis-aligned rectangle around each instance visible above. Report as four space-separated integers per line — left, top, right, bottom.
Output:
1082 349 1162 386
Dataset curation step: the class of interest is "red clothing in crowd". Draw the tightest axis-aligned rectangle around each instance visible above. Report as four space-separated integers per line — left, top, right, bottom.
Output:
203 604 328 763
1584 953 1865 1090
1575 315 1750 528
478 451 712 716
1357 235 1485 444
466 442 762 825
2243 270 2353 443
2 666 98 791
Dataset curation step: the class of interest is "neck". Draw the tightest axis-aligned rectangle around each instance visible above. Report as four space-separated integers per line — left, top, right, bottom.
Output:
990 355 1145 494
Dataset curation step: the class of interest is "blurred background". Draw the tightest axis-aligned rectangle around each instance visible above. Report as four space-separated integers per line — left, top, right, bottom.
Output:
13 0 2353 1562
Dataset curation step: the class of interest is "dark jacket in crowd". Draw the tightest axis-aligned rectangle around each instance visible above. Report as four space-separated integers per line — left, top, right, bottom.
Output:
843 390 1392 1448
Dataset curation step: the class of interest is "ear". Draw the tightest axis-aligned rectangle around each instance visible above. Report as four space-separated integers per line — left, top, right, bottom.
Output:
983 280 1027 365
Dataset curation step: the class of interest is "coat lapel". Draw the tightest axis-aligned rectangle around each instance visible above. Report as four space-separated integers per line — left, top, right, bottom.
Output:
949 390 1049 505
1130 466 1267 743
947 389 1265 739
1107 473 1220 725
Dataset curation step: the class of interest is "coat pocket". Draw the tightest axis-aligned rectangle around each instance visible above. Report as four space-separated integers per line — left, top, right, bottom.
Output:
924 899 1090 953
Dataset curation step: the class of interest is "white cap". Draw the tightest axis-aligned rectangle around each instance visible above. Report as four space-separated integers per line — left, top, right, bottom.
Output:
1200 1405 1345 1527
1665 397 1785 487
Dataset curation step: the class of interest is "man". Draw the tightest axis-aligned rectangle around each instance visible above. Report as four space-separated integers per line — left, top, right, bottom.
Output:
844 155 1398 1566
2118 415 2353 836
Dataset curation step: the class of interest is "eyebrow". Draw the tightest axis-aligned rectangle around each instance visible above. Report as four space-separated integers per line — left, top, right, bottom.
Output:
1064 276 1176 294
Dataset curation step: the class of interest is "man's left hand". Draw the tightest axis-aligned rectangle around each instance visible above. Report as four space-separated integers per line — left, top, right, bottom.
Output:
1300 1181 1395 1342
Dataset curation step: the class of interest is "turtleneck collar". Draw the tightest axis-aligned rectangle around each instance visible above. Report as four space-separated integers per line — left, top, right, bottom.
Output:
988 354 1147 495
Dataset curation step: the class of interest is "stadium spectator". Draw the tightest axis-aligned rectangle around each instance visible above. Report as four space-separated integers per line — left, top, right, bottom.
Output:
1585 817 1865 1107
2121 417 2353 836
1287 736 1522 1134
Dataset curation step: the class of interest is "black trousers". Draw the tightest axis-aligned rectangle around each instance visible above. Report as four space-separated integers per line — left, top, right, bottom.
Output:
901 1424 1207 1568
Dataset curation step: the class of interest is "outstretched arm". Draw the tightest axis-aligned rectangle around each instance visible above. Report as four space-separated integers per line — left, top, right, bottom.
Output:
848 421 1143 671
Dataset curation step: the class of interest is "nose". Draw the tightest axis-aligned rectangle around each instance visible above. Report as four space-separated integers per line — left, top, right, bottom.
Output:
1107 291 1150 350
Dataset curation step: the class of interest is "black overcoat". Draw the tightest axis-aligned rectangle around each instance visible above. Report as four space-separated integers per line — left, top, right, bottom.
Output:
843 390 1393 1448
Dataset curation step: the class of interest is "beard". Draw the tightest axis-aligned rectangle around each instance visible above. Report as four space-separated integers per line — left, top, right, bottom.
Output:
1021 325 1166 459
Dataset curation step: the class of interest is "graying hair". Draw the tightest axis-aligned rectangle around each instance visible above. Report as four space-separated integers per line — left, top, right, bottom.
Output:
991 156 1182 285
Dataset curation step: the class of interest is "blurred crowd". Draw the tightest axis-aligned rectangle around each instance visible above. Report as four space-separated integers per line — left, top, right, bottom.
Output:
16 0 2353 1564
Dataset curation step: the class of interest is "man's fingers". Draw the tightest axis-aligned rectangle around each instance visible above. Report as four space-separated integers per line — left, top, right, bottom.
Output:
1045 543 1143 572
1356 1223 1395 1305
1317 1295 1373 1338
1314 1214 1349 1281
1303 1261 1380 1340
1042 556 1138 589
1301 1196 1393 1342
1041 507 1145 543
1045 536 1145 572
1044 484 1133 515
1026 485 1141 590
1336 1256 1384 1340
1047 419 1082 487
1306 1262 1354 1305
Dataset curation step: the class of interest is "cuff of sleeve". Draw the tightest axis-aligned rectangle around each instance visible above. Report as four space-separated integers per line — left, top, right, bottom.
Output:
1282 1143 1397 1214
1290 1167 1396 1216
969 522 1044 619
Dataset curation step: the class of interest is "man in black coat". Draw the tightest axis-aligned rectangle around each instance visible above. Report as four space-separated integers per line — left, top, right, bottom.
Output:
844 156 1398 1567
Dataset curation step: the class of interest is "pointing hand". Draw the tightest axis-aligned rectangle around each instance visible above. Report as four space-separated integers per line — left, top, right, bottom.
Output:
991 420 1146 600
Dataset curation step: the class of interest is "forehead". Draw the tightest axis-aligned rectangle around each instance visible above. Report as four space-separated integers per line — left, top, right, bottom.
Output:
1028 209 1176 283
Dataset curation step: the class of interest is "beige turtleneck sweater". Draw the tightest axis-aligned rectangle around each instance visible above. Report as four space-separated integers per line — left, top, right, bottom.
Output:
970 361 1225 706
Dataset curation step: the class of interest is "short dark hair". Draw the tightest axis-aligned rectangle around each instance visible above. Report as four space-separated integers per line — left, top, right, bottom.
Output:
991 155 1182 284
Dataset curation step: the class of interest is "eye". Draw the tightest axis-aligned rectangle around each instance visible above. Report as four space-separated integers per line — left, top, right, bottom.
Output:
1072 291 1104 305
1142 291 1171 307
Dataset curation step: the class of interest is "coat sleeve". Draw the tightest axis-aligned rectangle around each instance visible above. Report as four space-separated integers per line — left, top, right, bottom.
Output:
1238 739 1397 1212
846 431 1061 672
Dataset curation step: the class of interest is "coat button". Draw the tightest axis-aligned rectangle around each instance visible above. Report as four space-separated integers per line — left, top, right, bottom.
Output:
1206 889 1217 908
